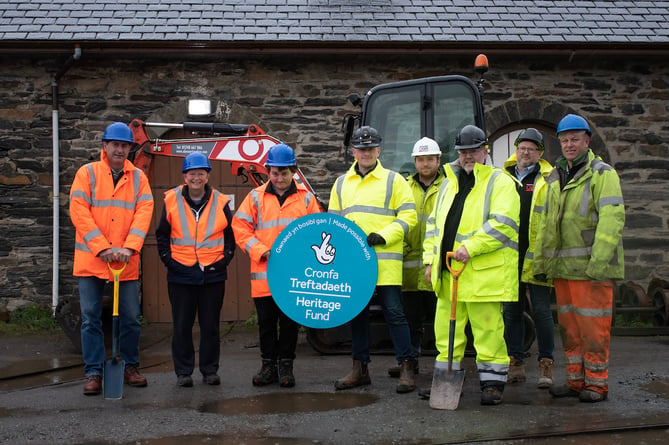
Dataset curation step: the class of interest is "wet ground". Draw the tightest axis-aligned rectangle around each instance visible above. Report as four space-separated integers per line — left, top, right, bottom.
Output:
0 323 668 445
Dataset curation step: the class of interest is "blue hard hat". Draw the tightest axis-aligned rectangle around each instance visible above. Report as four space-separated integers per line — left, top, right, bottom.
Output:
556 114 592 137
102 122 134 144
182 152 212 173
266 144 297 167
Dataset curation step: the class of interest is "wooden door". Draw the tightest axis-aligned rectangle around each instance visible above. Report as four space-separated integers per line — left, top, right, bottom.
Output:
141 154 255 323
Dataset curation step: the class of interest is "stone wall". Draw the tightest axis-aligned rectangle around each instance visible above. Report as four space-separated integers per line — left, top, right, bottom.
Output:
0 52 667 307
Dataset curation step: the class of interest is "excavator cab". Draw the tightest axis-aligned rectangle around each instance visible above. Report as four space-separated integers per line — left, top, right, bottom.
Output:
342 74 486 176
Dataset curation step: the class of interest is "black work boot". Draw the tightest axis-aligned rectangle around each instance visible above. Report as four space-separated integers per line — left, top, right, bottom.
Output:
278 359 295 388
252 359 278 386
335 359 371 390
481 385 504 405
396 360 417 393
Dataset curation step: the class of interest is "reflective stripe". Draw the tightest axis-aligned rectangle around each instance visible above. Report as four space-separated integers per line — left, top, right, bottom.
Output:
565 355 583 365
478 362 508 383
83 228 102 244
395 218 409 235
403 259 422 269
257 218 297 230
244 237 259 254
579 178 592 216
235 210 254 224
557 304 612 318
74 241 91 252
251 271 267 280
376 252 403 261
584 376 607 387
328 209 341 216
566 370 585 380
341 205 396 217
128 227 147 238
584 359 608 373
599 196 624 207
543 246 592 258
482 170 501 220
335 175 345 210
434 360 462 371
70 190 91 203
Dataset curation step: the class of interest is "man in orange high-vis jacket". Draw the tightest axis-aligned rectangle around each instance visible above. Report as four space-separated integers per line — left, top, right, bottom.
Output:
232 144 321 388
69 122 154 396
155 152 235 388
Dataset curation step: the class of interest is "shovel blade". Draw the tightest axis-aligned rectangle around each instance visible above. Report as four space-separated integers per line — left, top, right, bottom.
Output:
103 358 125 400
429 366 465 410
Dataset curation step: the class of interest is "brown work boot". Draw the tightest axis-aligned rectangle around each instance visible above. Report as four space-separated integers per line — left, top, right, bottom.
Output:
334 359 371 390
124 365 148 387
508 357 526 383
537 358 554 389
388 362 419 378
396 360 416 394
83 375 102 395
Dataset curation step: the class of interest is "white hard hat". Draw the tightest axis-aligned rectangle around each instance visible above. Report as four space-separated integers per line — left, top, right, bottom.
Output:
411 137 441 157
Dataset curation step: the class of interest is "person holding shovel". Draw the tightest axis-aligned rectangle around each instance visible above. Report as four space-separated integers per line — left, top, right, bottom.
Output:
69 122 154 396
423 125 519 406
155 152 236 387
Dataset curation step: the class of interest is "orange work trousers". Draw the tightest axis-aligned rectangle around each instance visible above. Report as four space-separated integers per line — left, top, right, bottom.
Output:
554 279 613 395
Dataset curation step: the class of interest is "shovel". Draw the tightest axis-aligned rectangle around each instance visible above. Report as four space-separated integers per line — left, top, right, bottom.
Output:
429 251 466 410
104 261 127 400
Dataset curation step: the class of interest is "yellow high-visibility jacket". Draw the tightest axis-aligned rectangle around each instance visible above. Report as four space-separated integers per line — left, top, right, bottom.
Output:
402 171 445 292
329 161 417 286
69 150 154 281
502 155 553 286
533 149 625 281
423 161 519 302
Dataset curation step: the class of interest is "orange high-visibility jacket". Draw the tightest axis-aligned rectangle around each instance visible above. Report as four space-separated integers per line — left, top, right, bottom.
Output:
69 150 154 281
163 185 231 266
232 181 321 298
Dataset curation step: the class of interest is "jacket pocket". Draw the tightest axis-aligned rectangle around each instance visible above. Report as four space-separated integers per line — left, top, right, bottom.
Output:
468 251 505 297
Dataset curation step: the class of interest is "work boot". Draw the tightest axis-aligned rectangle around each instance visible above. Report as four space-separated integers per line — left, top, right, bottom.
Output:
83 375 102 395
418 387 431 400
480 386 504 405
579 389 607 403
396 360 416 394
537 358 554 389
387 362 419 378
549 384 580 398
278 359 295 388
507 357 526 383
252 359 278 386
124 365 148 387
177 375 193 387
203 374 220 386
334 359 371 390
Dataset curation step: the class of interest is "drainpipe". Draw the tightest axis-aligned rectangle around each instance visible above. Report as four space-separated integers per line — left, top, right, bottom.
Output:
51 45 81 314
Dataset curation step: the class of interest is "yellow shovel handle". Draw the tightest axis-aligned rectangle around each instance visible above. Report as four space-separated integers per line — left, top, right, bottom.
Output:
107 262 127 317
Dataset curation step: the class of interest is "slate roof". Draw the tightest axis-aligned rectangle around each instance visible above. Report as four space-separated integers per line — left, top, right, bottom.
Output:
1 0 669 52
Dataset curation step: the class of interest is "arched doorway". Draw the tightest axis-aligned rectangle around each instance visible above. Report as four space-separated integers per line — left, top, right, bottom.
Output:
489 123 560 168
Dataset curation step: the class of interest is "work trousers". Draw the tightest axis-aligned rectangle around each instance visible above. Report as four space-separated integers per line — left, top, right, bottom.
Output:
168 281 225 377
503 282 555 362
435 275 509 389
78 276 141 377
351 285 415 365
554 278 613 395
402 290 437 356
254 295 299 361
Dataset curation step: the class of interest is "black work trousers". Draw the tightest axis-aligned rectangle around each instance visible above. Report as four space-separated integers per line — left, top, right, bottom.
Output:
254 295 299 361
168 281 225 377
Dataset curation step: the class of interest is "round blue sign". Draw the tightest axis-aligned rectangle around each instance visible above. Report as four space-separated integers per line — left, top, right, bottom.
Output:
267 213 378 329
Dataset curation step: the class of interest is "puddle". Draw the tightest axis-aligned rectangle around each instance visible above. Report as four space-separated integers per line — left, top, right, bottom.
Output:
199 391 378 415
642 378 669 399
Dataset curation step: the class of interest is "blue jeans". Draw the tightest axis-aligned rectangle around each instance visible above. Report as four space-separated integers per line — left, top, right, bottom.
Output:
503 282 554 363
351 285 415 364
78 276 142 377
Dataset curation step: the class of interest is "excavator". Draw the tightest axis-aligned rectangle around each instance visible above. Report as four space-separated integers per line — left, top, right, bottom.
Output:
56 55 537 355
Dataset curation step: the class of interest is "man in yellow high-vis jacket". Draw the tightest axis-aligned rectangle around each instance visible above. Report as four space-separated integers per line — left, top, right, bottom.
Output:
534 114 625 403
423 125 519 406
329 126 418 394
